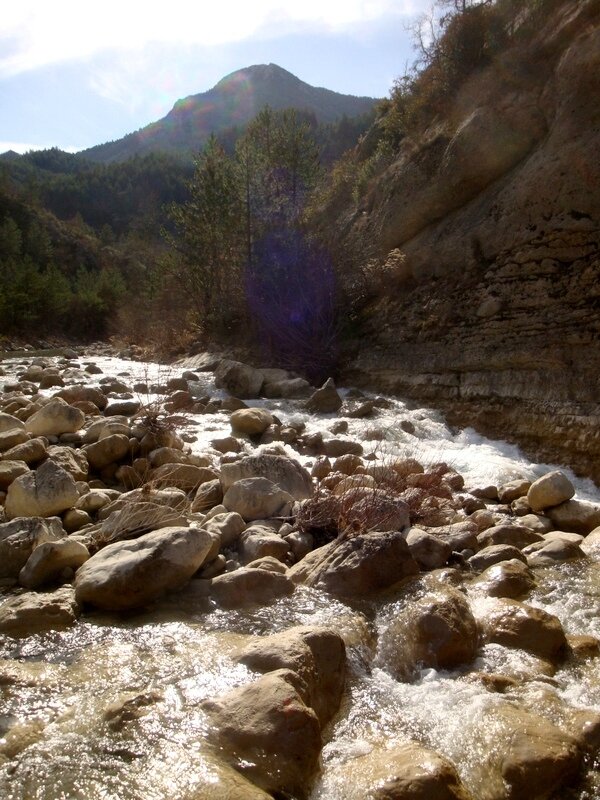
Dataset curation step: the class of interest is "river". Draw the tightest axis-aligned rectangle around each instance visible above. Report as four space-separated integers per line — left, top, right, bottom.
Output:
1 351 599 799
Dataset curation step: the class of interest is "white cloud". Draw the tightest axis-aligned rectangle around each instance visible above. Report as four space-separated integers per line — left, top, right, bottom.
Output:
0 0 423 76
0 141 82 154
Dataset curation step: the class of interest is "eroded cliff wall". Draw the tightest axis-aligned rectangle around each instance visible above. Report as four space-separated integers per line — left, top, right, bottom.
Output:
340 0 600 483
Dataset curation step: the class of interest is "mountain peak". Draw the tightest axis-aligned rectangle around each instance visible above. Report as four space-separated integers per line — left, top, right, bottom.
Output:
80 64 379 164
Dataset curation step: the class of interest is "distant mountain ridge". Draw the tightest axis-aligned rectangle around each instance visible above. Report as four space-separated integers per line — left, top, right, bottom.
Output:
80 64 379 164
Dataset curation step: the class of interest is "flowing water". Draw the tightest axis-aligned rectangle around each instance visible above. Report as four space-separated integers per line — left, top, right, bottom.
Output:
1 352 599 799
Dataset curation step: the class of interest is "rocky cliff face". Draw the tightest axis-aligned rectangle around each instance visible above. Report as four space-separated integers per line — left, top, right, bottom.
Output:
339 0 600 484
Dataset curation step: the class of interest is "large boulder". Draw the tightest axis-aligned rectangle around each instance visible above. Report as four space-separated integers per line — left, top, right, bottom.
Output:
0 585 80 636
0 516 65 578
19 538 90 589
210 565 295 609
1 436 47 464
0 427 29 452
24 397 85 437
238 526 289 564
201 668 322 799
151 463 218 491
46 445 89 481
546 499 600 535
526 471 575 512
0 412 25 433
202 511 247 547
74 526 214 610
404 528 452 570
325 741 473 800
55 385 108 410
377 584 479 680
0 460 30 490
220 454 313 500
214 359 264 398
222 477 293 521
473 559 536 599
524 538 586 567
288 530 419 599
468 544 527 571
472 704 582 800
476 524 544 550
479 598 567 662
229 408 273 436
237 626 346 727
305 378 343 413
84 434 130 470
4 460 79 520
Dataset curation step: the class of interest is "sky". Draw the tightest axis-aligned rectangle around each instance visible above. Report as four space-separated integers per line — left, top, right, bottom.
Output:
0 0 430 154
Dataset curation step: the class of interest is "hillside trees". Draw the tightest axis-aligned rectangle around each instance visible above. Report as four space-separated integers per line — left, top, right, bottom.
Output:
164 107 337 376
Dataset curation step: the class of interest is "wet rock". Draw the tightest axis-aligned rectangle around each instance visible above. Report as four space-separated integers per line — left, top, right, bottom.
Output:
377 584 478 680
330 741 473 800
289 530 419 599
24 397 85 437
103 690 162 731
473 559 536 599
527 471 575 512
237 626 346 727
0 460 30 490
404 528 452 570
19 538 90 589
468 544 527 571
220 454 313 500
0 585 80 636
0 516 65 578
479 598 567 662
214 359 265 398
201 668 321 799
75 527 214 610
229 408 273 436
305 378 343 413
546 499 600 535
209 566 295 608
322 438 364 457
474 704 582 800
5 460 79 520
222 477 293 522
523 538 586 567
210 435 243 454
476 524 544 550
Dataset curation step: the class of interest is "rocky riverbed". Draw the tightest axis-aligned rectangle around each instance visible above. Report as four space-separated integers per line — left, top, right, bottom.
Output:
1 346 600 799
